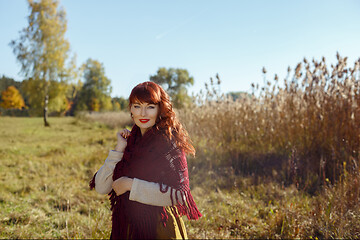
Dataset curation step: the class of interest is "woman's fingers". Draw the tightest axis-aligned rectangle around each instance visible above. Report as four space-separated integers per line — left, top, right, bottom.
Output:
117 131 125 140
119 129 131 139
123 129 130 137
115 129 130 152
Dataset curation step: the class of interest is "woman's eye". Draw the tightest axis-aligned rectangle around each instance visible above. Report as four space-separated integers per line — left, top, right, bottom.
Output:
134 105 140 108
148 106 155 109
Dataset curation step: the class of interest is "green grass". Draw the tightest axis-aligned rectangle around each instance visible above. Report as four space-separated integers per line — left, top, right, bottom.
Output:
0 117 359 239
0 117 114 238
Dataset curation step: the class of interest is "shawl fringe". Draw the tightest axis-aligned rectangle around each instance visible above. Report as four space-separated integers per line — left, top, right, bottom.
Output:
89 172 97 190
173 189 202 220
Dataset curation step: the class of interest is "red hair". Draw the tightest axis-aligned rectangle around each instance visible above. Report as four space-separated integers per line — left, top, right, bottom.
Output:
129 81 195 156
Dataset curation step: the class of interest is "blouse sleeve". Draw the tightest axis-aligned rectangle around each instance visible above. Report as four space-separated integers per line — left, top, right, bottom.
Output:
95 150 123 195
129 178 184 206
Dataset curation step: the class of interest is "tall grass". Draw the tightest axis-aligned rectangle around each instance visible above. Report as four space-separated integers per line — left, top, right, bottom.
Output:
77 111 132 129
181 53 359 193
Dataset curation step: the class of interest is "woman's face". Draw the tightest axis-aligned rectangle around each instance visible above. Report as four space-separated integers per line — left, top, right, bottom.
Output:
131 101 159 135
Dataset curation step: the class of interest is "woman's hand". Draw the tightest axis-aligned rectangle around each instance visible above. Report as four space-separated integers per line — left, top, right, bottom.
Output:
112 177 133 196
114 129 131 152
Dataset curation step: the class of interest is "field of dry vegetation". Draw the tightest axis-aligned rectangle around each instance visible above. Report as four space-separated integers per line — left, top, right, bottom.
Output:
183 54 360 238
0 54 359 238
190 54 358 183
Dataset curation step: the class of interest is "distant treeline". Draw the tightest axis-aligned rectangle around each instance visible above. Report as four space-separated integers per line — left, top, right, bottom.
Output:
0 68 128 117
0 67 249 117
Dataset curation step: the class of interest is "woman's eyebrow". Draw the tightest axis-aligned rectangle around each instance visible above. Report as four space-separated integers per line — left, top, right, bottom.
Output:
133 102 156 106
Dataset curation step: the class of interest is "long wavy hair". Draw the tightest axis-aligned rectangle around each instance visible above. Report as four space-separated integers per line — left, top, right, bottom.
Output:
128 81 195 156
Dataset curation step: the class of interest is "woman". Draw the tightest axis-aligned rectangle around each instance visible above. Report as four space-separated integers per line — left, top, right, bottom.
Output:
90 81 201 239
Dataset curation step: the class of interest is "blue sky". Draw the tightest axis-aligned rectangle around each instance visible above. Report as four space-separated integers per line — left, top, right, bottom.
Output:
1 0 360 98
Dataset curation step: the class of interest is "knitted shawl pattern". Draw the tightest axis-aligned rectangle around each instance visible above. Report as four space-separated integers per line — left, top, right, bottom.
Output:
90 125 201 239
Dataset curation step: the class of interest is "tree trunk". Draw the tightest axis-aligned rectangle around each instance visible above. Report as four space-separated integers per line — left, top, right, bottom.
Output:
44 86 50 127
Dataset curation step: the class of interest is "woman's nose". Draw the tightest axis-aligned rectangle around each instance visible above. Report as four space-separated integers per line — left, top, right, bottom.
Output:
141 107 146 116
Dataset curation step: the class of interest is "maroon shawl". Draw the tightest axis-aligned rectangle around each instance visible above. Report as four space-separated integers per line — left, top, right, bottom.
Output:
90 125 201 239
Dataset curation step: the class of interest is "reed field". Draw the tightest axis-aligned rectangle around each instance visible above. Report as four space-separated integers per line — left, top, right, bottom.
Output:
182 54 359 192
0 55 359 239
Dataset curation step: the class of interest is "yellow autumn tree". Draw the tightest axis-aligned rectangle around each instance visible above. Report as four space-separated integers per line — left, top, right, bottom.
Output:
0 86 26 109
10 0 71 126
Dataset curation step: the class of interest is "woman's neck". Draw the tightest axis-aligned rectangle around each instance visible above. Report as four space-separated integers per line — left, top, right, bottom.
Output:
140 127 150 136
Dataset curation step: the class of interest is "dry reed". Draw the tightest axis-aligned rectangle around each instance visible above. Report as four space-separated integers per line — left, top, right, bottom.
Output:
77 111 133 129
180 53 359 193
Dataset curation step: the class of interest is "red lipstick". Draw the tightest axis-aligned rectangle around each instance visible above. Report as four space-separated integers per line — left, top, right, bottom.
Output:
139 119 150 123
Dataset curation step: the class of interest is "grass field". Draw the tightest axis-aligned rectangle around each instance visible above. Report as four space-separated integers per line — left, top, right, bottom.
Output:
0 117 359 239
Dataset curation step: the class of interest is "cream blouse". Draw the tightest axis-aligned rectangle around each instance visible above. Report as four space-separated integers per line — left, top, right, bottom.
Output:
94 150 183 206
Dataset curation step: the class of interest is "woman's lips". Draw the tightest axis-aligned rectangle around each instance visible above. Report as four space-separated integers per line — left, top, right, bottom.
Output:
139 119 150 123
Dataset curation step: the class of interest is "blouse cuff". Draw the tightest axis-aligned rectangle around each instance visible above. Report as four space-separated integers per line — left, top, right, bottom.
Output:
129 178 141 202
128 178 183 206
